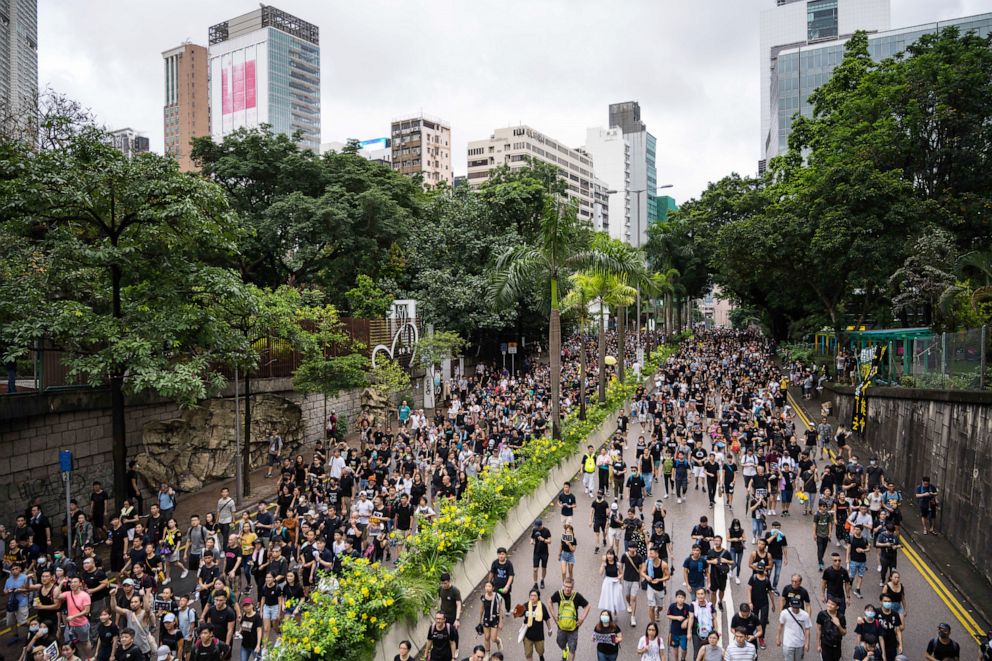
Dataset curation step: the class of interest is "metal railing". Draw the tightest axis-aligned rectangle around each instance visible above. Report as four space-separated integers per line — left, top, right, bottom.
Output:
901 326 988 391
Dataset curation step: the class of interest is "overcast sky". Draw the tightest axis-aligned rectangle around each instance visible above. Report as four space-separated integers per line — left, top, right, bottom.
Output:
38 0 992 203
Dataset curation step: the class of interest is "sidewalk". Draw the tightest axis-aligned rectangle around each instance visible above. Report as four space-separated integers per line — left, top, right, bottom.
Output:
789 385 992 638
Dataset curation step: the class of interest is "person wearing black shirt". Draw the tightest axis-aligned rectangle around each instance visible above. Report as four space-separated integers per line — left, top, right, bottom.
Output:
258 574 284 640
779 574 811 615
703 455 720 506
190 626 228 661
705 536 732 608
239 600 264 661
847 525 870 598
815 599 847 661
729 603 762 649
114 629 145 661
202 594 236 650
159 613 184 658
690 517 715 556
925 623 960 661
590 494 609 555
821 554 852 617
94 610 120 661
196 554 221 609
488 549 514 615
746 562 775 648
424 612 459 661
530 520 552 589
557 483 577 527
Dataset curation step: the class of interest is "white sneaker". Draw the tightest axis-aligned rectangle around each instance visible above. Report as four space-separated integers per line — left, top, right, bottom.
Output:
631 615 637 627
161 578 171 585
735 577 740 585
677 498 682 504
180 569 189 579
876 564 882 572
627 605 632 613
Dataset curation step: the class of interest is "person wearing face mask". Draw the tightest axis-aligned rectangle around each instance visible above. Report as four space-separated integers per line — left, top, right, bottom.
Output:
875 598 903 661
855 605 885 651
592 610 623 661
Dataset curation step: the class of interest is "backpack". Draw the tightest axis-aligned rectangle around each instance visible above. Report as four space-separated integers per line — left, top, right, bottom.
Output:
557 591 578 632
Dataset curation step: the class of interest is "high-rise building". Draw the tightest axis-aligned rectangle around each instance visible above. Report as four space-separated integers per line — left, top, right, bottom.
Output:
584 126 631 242
608 101 658 247
466 125 608 227
760 0 890 167
208 5 320 151
109 128 150 158
391 114 452 187
162 43 209 172
772 12 992 156
0 0 38 124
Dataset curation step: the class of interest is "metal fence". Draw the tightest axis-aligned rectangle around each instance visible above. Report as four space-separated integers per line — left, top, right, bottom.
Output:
906 326 988 391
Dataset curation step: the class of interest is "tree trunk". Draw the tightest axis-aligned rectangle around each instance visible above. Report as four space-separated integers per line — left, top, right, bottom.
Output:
618 305 627 384
664 293 673 334
598 305 607 404
578 328 587 420
110 262 127 509
550 277 562 439
242 371 252 498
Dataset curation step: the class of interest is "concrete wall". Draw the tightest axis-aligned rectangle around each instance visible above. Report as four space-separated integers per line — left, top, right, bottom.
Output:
0 379 397 528
825 384 992 582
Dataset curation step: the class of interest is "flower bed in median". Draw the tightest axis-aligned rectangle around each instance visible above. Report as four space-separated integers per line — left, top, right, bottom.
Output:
273 343 677 661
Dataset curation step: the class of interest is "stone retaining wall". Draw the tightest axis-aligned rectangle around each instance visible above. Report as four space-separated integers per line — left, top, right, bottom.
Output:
825 383 992 583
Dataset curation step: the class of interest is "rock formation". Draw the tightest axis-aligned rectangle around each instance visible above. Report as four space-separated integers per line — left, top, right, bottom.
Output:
134 394 303 493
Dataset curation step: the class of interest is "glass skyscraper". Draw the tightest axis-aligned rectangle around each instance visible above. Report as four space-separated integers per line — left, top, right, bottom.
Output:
773 12 992 156
208 5 320 151
0 0 38 125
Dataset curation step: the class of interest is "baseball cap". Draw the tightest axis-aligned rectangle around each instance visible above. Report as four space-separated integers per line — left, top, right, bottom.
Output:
610 503 618 510
122 579 137 587
157 645 171 661
242 597 254 606
533 519 542 527
938 623 951 632
163 613 177 623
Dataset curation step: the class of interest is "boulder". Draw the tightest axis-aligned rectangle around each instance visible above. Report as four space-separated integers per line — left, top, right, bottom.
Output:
134 394 304 493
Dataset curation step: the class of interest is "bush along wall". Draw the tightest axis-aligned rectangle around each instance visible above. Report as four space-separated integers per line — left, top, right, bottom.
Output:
270 342 679 661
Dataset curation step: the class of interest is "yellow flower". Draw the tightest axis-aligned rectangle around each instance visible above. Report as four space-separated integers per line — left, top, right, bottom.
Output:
313 647 321 654
370 616 377 624
379 622 387 630
384 598 394 606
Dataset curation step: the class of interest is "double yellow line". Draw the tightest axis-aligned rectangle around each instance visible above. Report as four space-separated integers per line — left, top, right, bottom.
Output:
786 389 983 645
901 538 985 644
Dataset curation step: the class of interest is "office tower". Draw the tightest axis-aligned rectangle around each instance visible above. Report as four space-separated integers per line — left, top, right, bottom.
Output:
584 126 631 242
162 43 209 172
608 101 657 247
0 0 38 124
771 12 992 158
391 114 452 187
109 128 150 158
760 0 890 167
466 125 607 227
208 5 320 151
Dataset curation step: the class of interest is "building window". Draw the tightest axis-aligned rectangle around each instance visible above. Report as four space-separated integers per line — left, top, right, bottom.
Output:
808 0 838 42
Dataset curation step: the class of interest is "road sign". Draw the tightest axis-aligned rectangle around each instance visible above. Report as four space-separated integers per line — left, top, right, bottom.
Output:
59 450 73 473
507 342 517 355
500 343 508 354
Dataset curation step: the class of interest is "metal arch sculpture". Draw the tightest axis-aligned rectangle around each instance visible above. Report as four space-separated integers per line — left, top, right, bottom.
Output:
371 321 420 368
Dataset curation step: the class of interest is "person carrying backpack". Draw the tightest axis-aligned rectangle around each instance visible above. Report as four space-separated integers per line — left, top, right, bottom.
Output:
550 578 591 661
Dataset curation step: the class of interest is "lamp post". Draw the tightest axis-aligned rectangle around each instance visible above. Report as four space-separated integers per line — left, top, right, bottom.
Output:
628 184 673 371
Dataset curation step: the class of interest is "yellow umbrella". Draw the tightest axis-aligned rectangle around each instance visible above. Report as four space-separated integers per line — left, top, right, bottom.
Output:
605 355 617 366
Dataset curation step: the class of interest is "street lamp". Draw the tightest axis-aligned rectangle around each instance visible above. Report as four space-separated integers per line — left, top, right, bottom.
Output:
627 184 674 373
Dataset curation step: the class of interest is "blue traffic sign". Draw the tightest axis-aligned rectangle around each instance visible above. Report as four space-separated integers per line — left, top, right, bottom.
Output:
59 450 73 473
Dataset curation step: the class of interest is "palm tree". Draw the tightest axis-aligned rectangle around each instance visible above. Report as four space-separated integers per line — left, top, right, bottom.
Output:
562 274 595 420
593 237 651 384
609 275 638 383
491 201 615 438
650 268 679 334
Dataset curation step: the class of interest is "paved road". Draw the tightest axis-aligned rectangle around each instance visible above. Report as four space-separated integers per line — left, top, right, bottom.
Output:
458 413 977 661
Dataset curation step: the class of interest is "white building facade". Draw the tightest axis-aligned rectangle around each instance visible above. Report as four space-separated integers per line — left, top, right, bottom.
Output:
584 126 631 243
466 125 608 227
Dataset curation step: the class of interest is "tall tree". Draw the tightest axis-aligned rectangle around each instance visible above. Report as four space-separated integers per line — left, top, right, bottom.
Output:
0 123 242 504
490 202 614 438
561 274 594 420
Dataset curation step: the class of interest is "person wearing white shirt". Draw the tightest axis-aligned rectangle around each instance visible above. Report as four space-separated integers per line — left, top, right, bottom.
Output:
776 598 811 661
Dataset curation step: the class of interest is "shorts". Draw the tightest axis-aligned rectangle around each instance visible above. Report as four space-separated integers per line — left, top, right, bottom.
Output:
593 519 606 533
670 633 688 650
622 580 640 597
781 490 794 503
725 483 735 494
849 561 866 577
692 466 705 478
556 629 579 653
6 604 28 626
630 497 644 509
68 622 90 643
523 638 545 658
710 573 728 592
647 588 665 607
608 528 622 544
267 453 280 467
263 604 281 620
559 551 576 564
533 553 549 569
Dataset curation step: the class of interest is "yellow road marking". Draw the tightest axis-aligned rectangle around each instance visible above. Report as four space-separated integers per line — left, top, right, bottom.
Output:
901 538 983 643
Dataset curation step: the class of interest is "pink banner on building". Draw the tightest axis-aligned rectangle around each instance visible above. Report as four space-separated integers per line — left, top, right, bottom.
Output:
245 60 256 110
222 59 257 116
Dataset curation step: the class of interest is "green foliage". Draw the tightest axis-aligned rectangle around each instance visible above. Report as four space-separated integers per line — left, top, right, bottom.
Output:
414 330 466 370
779 342 815 366
344 274 393 319
368 357 411 398
191 126 421 306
